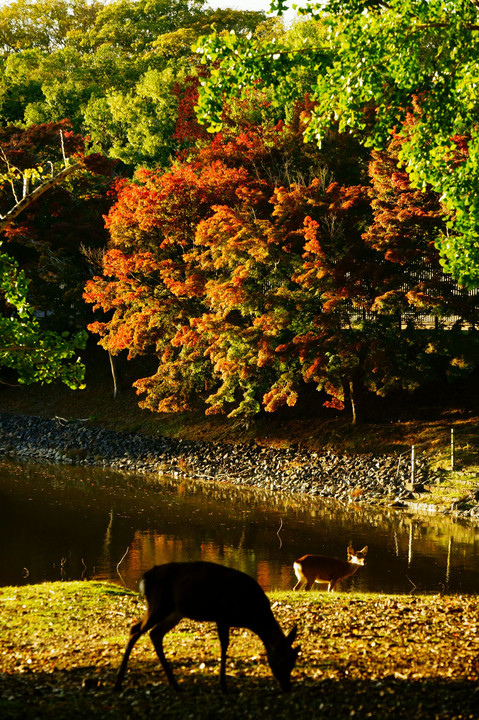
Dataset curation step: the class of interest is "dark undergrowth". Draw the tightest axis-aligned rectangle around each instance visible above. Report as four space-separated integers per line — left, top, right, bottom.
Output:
1 343 479 462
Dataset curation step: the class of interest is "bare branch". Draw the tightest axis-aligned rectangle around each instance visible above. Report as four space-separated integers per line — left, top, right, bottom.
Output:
0 162 81 232
59 129 68 167
0 148 20 204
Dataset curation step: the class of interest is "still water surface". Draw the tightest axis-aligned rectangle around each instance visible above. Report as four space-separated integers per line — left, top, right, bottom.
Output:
1 458 479 594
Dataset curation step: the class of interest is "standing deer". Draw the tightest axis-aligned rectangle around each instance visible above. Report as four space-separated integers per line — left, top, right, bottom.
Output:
293 545 368 592
115 561 299 692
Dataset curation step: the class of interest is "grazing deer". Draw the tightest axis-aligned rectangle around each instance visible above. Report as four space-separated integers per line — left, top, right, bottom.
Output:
293 545 368 592
115 561 299 693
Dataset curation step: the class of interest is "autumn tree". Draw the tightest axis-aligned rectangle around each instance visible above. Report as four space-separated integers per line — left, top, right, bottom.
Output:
364 132 478 327
196 0 479 288
188 129 479 424
85 113 479 422
304 132 479 420
0 120 115 331
83 119 366 419
82 125 265 404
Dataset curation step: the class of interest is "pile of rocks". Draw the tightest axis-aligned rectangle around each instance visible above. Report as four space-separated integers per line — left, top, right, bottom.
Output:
0 412 435 507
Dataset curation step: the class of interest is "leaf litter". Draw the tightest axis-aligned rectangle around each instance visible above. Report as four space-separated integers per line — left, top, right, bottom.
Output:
1 582 478 718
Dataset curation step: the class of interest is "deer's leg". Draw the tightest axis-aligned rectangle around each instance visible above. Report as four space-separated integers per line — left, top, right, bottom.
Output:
217 622 230 693
149 614 182 691
293 567 308 591
115 620 144 691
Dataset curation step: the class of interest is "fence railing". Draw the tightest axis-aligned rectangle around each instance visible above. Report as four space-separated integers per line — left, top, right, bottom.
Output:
407 428 460 491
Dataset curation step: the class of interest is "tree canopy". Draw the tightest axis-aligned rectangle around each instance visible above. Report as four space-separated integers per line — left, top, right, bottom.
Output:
84 118 478 422
196 0 479 288
2 0 479 416
0 121 115 330
0 0 273 169
0 120 113 387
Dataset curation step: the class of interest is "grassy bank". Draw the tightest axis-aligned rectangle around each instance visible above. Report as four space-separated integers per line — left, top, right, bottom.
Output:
1 582 478 719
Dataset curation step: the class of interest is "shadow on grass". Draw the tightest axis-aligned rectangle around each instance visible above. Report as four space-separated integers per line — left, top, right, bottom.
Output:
1 666 478 719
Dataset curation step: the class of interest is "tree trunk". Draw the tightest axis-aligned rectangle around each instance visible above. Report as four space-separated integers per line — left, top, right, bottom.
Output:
345 372 366 425
109 351 122 398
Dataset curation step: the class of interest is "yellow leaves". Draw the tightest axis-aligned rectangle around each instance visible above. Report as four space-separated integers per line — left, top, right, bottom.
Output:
0 163 47 190
405 290 442 312
252 309 291 336
235 184 268 206
449 356 470 370
247 243 269 263
263 373 298 412
205 279 247 312
164 274 205 298
370 290 406 314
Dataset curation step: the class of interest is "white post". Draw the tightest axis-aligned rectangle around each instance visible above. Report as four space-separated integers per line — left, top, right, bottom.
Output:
405 446 416 491
446 536 453 588
408 521 413 567
451 428 455 471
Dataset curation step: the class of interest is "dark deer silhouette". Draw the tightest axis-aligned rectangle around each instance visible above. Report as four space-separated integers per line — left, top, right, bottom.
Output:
115 561 299 692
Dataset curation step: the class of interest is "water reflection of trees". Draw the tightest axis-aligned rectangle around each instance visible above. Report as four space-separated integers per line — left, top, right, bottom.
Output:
2 459 479 593
100 474 479 592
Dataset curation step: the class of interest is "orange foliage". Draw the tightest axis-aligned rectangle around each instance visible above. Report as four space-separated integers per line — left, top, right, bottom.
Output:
85 114 466 421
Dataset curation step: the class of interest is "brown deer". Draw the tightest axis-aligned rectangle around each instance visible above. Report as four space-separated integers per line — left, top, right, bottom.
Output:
115 561 299 693
293 545 368 592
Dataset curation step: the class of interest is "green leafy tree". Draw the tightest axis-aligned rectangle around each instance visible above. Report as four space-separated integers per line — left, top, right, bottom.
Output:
79 0 207 54
0 0 102 54
0 244 86 386
0 0 273 168
196 0 479 287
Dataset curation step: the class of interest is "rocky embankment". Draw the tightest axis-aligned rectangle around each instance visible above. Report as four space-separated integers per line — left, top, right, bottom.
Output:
1 412 478 518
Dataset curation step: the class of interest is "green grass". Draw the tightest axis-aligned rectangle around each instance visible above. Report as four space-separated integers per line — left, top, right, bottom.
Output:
1 582 479 719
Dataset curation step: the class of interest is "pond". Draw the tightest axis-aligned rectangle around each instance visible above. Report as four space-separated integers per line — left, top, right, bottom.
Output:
1 458 479 594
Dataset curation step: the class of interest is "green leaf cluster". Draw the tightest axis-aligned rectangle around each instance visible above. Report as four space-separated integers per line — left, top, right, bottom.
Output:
0 0 273 169
197 0 479 288
195 15 329 133
0 244 86 386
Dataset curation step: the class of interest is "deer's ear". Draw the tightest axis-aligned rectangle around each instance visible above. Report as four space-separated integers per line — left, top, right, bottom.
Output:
361 546 368 555
347 546 354 554
287 625 298 644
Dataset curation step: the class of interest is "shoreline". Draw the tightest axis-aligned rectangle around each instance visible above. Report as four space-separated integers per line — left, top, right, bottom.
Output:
1 411 479 521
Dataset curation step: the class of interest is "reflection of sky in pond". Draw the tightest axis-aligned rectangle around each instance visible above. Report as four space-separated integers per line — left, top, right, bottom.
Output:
1 458 479 594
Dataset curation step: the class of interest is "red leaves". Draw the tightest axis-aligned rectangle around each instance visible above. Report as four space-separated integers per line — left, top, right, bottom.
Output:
85 120 379 417
263 382 298 413
101 249 158 278
86 113 469 422
172 74 210 146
